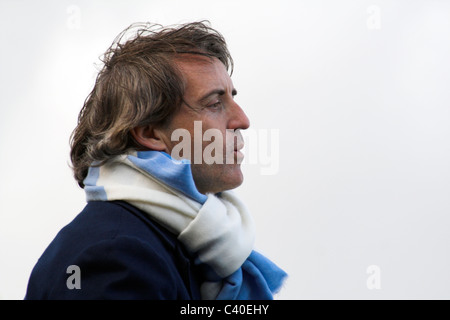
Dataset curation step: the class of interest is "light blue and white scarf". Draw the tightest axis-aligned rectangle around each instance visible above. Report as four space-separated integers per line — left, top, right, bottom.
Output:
83 150 287 300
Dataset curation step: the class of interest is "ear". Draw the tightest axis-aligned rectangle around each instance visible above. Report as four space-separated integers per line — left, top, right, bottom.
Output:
130 125 169 152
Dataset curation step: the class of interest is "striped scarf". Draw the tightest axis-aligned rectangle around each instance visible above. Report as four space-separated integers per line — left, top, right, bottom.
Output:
83 150 287 299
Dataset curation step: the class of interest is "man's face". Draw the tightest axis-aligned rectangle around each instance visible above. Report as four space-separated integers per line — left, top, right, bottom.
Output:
160 57 250 194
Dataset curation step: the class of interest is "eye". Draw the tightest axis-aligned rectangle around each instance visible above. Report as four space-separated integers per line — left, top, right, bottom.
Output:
207 100 223 109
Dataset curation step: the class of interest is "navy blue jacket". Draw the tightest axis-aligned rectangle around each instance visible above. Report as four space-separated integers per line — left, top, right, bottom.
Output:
25 201 202 299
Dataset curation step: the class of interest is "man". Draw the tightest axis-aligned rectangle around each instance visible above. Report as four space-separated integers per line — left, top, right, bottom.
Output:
25 21 286 300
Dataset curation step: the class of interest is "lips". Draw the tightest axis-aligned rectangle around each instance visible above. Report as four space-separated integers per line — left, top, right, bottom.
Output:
234 141 244 152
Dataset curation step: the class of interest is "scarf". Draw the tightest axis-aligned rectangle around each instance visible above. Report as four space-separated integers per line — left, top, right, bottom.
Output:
83 150 287 300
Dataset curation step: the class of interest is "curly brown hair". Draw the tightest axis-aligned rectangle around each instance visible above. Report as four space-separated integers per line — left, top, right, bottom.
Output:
70 21 233 187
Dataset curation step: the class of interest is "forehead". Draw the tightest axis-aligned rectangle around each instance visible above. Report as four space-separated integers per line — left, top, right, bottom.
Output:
175 56 233 97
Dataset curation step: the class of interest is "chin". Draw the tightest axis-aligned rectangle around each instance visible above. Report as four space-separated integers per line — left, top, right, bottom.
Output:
192 164 244 194
221 165 244 191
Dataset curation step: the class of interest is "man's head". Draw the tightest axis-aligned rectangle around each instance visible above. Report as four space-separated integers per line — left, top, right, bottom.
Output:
70 21 249 194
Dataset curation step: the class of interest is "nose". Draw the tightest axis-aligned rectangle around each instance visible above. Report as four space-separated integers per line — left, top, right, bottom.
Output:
228 101 250 131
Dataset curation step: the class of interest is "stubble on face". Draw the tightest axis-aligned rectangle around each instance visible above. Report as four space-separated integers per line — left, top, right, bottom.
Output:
162 56 250 194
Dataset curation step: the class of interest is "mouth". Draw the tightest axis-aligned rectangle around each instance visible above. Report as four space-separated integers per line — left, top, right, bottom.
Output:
233 142 245 162
234 140 244 152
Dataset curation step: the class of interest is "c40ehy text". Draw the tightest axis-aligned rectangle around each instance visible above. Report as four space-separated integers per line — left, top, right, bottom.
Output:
180 304 269 317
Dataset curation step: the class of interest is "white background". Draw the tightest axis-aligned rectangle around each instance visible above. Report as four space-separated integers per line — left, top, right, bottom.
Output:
1 0 450 299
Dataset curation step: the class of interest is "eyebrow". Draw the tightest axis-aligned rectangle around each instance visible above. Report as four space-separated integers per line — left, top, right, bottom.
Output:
198 88 238 103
